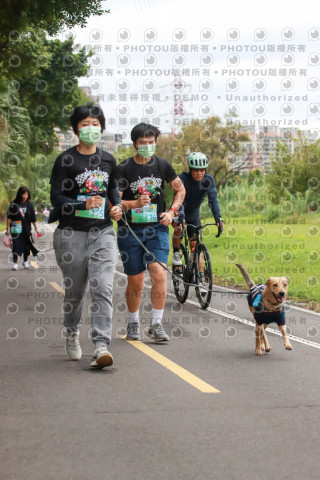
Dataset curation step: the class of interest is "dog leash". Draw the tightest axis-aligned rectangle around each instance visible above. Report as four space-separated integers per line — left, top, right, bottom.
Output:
119 206 248 295
30 209 248 295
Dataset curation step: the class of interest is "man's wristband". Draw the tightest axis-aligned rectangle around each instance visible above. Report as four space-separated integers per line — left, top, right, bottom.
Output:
170 207 179 216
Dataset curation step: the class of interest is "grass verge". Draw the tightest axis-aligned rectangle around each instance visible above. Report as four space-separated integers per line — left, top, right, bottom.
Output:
169 213 320 311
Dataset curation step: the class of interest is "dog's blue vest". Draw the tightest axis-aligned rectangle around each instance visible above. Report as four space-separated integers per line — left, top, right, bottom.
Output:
247 284 285 326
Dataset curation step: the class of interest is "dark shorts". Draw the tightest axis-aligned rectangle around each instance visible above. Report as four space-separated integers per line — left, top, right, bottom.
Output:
248 293 286 326
185 212 201 240
117 224 170 276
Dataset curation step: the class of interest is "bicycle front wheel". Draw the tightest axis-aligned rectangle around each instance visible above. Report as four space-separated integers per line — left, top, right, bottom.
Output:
195 244 213 309
172 244 189 303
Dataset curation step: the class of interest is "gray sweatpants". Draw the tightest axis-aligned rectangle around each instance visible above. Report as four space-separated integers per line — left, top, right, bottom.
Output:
53 225 118 345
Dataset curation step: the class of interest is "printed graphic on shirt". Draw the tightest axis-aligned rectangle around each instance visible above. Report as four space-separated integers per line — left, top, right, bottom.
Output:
132 204 157 223
75 168 109 194
10 221 22 233
130 176 161 223
130 176 161 198
75 195 106 219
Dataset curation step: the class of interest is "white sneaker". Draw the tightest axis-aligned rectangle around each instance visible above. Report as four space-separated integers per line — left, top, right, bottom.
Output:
172 251 182 266
65 331 82 360
12 263 18 271
23 261 30 269
90 344 113 369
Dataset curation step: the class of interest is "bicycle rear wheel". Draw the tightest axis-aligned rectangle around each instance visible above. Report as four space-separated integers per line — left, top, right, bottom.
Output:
172 244 189 303
195 244 213 309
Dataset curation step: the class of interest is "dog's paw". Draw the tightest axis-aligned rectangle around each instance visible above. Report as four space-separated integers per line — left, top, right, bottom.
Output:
265 347 271 352
285 343 293 350
255 349 264 356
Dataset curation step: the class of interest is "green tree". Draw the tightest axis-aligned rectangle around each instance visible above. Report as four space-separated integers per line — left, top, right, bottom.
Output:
0 0 109 51
17 34 91 153
0 78 31 216
267 133 320 206
0 0 108 218
113 145 136 164
156 117 249 187
247 168 264 185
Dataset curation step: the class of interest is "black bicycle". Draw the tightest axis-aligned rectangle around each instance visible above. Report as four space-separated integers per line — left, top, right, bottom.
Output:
172 220 222 309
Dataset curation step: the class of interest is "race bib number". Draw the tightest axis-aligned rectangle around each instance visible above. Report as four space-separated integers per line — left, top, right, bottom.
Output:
131 204 157 223
11 221 22 234
75 195 105 219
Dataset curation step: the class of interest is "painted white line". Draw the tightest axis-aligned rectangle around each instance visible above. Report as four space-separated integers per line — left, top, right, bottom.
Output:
168 292 320 350
206 284 320 317
114 269 320 350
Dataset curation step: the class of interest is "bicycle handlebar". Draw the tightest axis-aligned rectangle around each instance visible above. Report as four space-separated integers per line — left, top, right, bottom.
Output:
181 221 223 238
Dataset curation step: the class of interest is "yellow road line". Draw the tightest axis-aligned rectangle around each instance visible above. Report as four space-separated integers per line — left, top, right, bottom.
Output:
30 261 39 269
49 280 219 392
121 336 220 393
50 282 65 295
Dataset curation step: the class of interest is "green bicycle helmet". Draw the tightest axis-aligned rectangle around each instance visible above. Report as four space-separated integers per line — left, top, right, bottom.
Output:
187 152 208 169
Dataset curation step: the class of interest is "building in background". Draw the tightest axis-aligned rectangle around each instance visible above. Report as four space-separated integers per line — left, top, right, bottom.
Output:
231 126 297 174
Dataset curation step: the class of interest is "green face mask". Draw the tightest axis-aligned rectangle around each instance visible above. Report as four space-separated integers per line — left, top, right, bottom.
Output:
79 126 101 146
137 144 156 158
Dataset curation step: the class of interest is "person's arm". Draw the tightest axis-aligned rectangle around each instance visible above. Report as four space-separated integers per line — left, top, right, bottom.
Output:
6 218 11 235
50 185 102 212
6 203 13 235
32 222 40 235
50 153 105 213
206 176 222 222
107 163 122 206
160 176 186 226
169 176 185 213
118 191 150 211
29 203 40 235
49 155 86 211
107 164 123 221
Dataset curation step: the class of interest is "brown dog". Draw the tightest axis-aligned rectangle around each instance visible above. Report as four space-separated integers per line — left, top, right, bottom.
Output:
236 264 292 355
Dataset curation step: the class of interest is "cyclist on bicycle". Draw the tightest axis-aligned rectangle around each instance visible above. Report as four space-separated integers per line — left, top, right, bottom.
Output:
172 152 224 268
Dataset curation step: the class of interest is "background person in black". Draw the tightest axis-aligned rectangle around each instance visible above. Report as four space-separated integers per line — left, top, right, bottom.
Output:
50 103 122 369
6 186 40 270
117 123 185 342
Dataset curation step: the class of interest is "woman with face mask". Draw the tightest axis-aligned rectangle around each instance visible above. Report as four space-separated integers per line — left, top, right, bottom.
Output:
50 102 122 369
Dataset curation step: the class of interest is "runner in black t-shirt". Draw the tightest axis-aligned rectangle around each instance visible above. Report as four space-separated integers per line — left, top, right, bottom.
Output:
50 103 122 369
117 123 185 342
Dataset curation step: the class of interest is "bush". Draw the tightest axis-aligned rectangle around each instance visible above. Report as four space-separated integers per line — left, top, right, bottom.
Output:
265 205 280 222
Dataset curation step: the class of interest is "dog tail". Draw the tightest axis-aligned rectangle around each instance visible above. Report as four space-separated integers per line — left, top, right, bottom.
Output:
236 264 254 289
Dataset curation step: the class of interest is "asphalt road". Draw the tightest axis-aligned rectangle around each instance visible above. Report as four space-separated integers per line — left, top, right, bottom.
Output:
1 224 320 480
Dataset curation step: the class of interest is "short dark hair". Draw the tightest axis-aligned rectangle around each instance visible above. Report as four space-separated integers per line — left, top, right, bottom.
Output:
14 186 31 203
70 102 106 134
131 123 161 143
